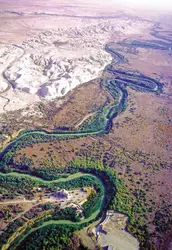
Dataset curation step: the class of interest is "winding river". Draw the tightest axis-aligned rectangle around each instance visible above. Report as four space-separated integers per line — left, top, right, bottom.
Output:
0 23 171 249
0 24 169 163
0 171 105 250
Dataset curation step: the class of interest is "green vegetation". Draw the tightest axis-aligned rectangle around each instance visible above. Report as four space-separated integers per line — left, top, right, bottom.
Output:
68 157 161 249
0 60 162 176
0 170 106 250
0 78 127 173
0 173 103 196
0 28 167 250
83 185 103 218
79 104 112 131
0 152 168 250
0 41 165 249
16 224 82 250
0 218 25 247
0 154 168 250
50 207 82 222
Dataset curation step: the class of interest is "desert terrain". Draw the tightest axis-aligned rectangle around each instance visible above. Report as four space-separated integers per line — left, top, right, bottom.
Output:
0 1 171 250
0 0 151 113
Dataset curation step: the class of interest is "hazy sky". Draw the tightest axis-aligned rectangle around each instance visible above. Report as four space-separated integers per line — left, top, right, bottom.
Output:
99 0 172 11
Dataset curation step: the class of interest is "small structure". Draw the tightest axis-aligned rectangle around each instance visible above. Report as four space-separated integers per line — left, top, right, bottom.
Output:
70 203 83 212
70 203 84 218
53 189 71 200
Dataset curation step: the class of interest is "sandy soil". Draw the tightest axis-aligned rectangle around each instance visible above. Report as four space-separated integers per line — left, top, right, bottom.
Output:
97 211 139 250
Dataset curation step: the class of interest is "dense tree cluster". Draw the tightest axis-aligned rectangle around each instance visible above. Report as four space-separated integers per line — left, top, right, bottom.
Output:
16 224 82 250
0 218 24 248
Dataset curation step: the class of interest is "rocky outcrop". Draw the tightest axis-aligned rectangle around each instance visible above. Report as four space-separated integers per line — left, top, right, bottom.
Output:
0 15 151 110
